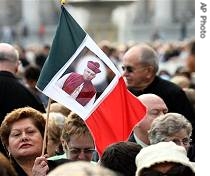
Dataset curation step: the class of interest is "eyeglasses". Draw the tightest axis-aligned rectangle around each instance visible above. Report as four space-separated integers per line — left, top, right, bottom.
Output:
172 138 192 146
67 148 95 156
164 137 192 146
122 65 148 73
141 164 193 176
63 140 95 156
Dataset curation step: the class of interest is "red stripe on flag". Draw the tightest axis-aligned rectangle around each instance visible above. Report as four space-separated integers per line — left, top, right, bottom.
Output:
86 77 146 156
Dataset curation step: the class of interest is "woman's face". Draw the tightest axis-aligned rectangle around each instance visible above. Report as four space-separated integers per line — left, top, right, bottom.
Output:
165 129 191 151
65 133 95 161
7 118 43 160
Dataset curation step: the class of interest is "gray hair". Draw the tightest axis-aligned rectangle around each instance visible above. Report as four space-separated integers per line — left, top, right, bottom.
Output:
148 113 192 144
138 44 159 73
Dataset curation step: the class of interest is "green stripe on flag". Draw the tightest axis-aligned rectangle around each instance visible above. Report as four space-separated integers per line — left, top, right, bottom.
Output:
37 6 86 90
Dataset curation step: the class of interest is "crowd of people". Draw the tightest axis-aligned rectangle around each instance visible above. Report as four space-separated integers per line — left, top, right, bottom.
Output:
0 37 195 176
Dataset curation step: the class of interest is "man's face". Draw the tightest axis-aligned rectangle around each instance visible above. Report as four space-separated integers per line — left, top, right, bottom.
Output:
163 129 191 152
83 68 96 81
137 97 168 132
122 49 152 90
65 133 95 161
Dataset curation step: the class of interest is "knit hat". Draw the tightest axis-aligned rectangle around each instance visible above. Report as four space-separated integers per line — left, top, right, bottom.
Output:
135 141 195 176
87 61 101 74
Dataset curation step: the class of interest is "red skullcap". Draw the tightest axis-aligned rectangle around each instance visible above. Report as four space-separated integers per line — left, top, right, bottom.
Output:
87 61 101 74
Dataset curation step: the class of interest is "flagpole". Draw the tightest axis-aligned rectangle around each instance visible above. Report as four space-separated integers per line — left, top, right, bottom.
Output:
41 98 52 156
41 0 65 155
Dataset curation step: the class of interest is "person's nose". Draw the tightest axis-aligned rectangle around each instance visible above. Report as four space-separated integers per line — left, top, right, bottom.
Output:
21 132 28 141
77 150 86 160
122 70 129 77
159 111 164 116
179 141 186 148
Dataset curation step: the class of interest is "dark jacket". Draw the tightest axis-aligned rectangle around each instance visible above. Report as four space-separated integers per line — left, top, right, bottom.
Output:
0 71 46 155
0 71 45 121
129 76 195 143
12 158 70 176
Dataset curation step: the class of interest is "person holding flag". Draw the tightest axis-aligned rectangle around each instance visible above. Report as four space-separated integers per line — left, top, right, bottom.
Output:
57 60 101 108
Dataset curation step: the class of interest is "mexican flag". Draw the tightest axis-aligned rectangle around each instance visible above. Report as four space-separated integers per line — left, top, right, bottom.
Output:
37 5 146 156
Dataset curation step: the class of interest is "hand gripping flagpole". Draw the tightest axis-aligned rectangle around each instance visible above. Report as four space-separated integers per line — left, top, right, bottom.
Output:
60 0 66 5
41 98 52 155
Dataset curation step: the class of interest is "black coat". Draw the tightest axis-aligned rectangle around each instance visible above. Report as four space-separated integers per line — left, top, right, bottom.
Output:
0 71 45 121
12 158 70 176
0 71 46 155
129 76 195 143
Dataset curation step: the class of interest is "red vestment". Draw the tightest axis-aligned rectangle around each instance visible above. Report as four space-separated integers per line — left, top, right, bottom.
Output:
62 73 96 106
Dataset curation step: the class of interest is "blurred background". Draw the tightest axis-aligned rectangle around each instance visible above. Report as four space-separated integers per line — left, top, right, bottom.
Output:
0 0 195 78
0 0 194 46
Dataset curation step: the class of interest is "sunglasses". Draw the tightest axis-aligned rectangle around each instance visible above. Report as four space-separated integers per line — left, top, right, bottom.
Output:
122 65 148 73
141 164 194 176
122 66 135 73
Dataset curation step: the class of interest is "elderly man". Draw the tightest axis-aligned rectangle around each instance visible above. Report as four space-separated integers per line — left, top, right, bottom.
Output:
129 93 168 147
122 44 195 143
0 43 45 155
57 60 101 107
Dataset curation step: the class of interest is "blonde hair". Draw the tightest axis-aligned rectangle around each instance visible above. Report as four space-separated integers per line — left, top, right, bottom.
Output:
61 112 93 144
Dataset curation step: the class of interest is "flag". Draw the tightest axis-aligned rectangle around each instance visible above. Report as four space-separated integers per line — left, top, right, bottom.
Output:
37 6 146 156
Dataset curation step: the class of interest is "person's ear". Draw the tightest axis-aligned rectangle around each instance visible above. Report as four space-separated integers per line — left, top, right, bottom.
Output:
145 66 155 79
14 60 21 74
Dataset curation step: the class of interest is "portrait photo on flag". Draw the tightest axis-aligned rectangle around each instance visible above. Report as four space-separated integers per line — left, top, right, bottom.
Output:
43 36 120 119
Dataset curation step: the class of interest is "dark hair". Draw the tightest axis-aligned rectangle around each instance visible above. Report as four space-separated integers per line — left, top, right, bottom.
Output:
141 164 195 176
24 65 41 81
100 141 142 176
189 39 195 55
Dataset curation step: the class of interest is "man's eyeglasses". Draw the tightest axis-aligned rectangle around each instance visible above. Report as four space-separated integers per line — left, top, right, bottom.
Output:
164 137 192 146
67 148 95 156
122 65 148 73
122 66 135 73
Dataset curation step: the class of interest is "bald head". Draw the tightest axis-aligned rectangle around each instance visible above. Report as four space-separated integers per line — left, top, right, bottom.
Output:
122 44 159 90
138 94 167 109
136 94 168 127
0 43 19 62
0 43 19 73
123 44 159 73
133 94 168 145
